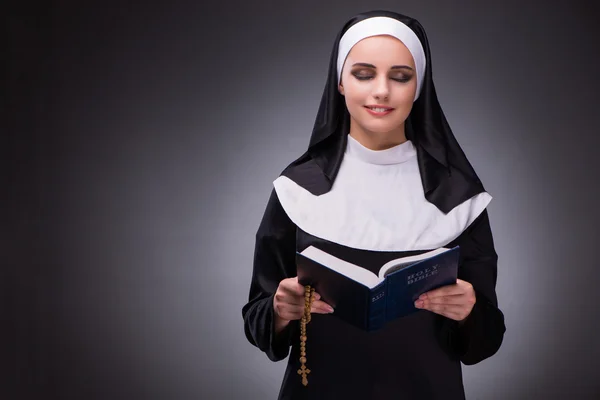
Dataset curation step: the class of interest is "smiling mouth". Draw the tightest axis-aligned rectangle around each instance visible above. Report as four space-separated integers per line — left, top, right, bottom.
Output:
364 106 394 115
365 106 394 112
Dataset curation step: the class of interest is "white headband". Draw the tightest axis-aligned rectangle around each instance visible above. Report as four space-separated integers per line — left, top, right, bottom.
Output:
336 16 426 100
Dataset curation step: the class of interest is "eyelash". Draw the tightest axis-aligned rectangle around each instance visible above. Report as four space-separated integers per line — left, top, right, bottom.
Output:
352 74 411 83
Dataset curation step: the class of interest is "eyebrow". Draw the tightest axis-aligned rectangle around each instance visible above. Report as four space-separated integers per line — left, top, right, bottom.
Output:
351 62 413 71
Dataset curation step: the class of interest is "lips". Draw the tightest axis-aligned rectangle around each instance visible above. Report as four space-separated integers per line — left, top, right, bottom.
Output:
365 105 394 112
364 105 394 116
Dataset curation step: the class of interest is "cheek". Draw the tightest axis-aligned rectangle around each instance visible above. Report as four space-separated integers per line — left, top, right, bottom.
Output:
398 96 415 112
344 84 368 105
343 92 366 116
394 87 417 112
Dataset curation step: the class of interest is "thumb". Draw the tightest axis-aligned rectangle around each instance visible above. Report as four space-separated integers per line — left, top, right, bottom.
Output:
292 277 320 300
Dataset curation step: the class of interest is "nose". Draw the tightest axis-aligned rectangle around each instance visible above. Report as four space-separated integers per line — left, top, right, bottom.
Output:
372 75 390 100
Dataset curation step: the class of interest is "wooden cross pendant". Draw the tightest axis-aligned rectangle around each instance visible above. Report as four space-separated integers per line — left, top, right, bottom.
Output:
297 364 311 386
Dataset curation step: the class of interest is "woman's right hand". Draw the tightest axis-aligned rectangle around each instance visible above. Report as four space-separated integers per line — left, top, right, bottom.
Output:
273 277 334 331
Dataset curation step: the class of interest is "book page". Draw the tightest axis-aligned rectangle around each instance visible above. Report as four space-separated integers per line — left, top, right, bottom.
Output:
378 247 449 279
300 246 382 289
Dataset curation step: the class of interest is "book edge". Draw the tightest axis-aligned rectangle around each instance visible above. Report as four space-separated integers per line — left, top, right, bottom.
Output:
297 246 381 289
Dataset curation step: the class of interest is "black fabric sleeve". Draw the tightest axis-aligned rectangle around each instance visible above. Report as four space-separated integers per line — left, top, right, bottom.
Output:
437 208 506 365
241 188 299 362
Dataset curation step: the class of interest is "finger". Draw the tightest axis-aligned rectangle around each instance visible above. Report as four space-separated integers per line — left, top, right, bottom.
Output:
282 280 307 297
278 303 331 318
311 300 334 313
274 292 304 308
276 290 330 308
273 300 303 321
285 278 323 300
419 284 463 300
277 301 323 320
311 306 332 314
425 294 469 306
429 294 476 308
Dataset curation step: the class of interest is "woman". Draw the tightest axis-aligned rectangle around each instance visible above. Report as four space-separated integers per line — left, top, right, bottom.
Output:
242 9 505 400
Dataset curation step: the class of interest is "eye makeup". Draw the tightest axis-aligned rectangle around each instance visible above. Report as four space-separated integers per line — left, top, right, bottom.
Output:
351 70 413 83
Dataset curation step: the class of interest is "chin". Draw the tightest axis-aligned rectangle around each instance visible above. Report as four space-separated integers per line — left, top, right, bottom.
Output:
361 122 403 135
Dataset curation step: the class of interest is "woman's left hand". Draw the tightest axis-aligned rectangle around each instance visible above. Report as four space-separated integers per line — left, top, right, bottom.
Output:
414 279 476 322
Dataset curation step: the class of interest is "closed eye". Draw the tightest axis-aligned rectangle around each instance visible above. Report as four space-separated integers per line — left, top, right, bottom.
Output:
352 73 412 83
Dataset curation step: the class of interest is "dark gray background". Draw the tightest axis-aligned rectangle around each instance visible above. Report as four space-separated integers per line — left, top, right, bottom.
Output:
4 1 600 399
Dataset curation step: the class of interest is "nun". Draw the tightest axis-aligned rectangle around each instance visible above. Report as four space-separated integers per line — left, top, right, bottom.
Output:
242 9 506 399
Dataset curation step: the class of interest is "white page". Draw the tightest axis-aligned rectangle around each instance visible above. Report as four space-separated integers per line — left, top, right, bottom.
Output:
300 246 381 289
378 247 449 279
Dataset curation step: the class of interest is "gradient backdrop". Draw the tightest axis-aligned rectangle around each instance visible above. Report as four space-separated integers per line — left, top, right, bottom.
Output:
5 1 600 399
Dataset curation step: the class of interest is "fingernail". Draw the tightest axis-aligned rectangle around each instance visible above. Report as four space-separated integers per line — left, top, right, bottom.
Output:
414 300 423 308
327 306 334 313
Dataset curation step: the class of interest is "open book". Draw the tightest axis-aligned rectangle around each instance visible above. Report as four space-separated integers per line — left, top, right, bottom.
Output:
296 245 460 331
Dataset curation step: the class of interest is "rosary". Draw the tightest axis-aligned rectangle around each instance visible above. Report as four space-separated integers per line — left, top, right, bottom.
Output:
297 285 315 386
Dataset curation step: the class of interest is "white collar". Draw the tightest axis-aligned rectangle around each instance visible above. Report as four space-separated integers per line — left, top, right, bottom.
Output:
345 134 417 165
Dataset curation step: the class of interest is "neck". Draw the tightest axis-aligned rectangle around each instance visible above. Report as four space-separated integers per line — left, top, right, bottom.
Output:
348 118 408 150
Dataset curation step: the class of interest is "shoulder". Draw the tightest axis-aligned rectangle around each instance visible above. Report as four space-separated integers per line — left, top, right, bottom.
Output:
447 204 496 253
256 187 297 239
279 155 331 196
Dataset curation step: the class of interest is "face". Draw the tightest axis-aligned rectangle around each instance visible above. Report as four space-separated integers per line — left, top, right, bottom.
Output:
338 35 417 141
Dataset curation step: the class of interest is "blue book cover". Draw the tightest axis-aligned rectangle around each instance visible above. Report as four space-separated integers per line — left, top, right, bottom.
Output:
296 245 460 331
